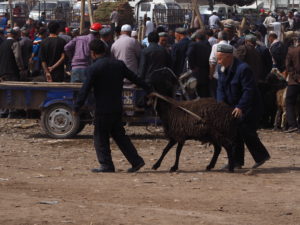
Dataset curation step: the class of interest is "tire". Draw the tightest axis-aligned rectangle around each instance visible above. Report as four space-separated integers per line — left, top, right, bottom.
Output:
40 104 80 139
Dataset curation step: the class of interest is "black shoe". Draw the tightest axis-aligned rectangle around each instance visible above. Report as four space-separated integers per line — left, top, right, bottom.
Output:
284 127 298 133
127 160 145 173
91 166 115 173
221 163 243 170
252 156 270 169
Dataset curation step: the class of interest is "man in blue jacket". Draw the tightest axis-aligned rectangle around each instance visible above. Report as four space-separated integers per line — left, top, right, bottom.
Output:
216 44 270 169
171 27 190 76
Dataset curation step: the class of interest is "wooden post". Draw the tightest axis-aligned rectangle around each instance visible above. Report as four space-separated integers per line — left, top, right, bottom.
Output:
190 8 195 28
87 0 94 25
8 0 13 27
192 0 204 29
80 0 85 34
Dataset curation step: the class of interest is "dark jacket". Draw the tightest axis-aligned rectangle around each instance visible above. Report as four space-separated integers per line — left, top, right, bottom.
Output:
217 58 263 123
255 44 273 79
74 57 151 114
138 43 172 83
187 40 211 84
20 36 33 70
270 40 286 72
0 38 23 79
171 37 190 75
286 45 300 85
235 44 264 82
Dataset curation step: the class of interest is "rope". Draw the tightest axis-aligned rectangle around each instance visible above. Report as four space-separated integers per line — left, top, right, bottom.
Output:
149 92 204 122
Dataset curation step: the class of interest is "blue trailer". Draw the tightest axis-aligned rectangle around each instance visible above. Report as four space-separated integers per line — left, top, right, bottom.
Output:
0 82 149 138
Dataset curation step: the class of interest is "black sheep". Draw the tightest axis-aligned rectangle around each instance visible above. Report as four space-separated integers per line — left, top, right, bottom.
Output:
148 68 238 172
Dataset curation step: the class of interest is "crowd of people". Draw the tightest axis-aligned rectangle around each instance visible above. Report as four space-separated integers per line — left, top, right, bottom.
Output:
0 9 299 132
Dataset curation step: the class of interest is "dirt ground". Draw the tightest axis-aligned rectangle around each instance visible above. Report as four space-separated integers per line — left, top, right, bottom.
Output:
0 118 299 225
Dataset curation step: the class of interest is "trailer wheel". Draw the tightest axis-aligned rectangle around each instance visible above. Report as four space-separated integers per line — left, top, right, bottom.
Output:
41 104 80 139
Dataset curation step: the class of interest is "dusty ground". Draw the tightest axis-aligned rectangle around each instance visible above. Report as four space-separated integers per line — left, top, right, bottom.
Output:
0 118 299 225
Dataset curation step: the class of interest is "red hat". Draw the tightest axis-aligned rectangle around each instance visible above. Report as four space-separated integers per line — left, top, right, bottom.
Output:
90 22 102 32
65 27 70 33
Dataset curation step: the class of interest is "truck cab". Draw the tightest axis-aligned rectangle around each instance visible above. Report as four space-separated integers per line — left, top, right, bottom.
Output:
131 0 181 22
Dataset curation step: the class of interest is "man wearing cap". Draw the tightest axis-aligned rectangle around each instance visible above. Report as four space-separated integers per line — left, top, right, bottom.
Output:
74 39 151 173
235 34 264 82
64 22 102 82
209 31 231 97
100 27 114 56
171 27 190 76
216 44 271 169
0 28 26 118
138 32 172 83
158 32 169 50
111 24 141 75
19 28 33 79
245 34 272 81
224 23 240 48
187 30 212 97
0 29 26 81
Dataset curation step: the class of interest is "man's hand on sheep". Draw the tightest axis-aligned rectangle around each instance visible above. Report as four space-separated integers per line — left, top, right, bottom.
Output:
232 108 243 118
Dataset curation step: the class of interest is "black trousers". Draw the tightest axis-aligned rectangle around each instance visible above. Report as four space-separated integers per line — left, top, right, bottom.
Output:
286 85 300 129
234 121 270 165
94 113 143 168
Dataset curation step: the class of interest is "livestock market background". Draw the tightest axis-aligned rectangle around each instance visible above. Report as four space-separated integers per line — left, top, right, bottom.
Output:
0 119 299 225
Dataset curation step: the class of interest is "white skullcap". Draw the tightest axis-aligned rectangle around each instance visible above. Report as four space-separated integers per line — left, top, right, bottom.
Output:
131 30 137 37
121 24 132 32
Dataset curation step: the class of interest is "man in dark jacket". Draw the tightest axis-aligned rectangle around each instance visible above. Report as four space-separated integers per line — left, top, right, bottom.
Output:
285 37 300 133
0 29 26 81
171 28 190 76
268 33 286 72
138 32 172 83
244 34 272 81
20 28 33 78
235 34 264 82
74 40 152 173
187 30 212 97
0 29 26 118
216 44 270 169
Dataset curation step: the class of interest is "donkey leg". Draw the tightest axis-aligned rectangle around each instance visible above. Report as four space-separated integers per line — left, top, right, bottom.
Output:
152 139 177 170
206 143 222 171
170 141 185 172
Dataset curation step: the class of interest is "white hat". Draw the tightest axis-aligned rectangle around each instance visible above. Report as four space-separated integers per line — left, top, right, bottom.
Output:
131 30 137 37
121 24 132 32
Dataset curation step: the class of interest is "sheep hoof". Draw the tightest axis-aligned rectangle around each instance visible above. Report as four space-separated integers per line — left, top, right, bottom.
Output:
152 164 160 170
170 166 178 172
206 165 213 171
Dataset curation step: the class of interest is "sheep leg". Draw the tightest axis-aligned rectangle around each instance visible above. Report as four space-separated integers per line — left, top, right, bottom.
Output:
152 139 177 170
170 141 185 172
223 144 234 173
206 143 222 171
